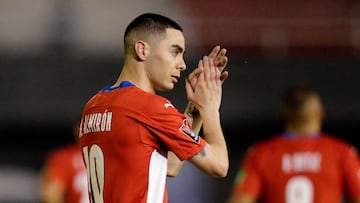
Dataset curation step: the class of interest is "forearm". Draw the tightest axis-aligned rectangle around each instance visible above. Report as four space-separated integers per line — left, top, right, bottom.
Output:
200 108 228 174
167 151 183 177
188 105 228 178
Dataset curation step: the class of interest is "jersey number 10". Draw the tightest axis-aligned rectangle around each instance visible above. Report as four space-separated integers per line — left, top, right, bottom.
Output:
82 145 105 203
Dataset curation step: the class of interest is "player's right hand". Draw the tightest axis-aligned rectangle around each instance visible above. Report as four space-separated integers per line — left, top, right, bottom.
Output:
185 56 222 114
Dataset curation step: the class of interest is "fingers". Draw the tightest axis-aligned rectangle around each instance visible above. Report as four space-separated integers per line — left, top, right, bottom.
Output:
203 56 219 83
197 59 205 84
208 45 221 60
203 56 210 83
185 78 194 98
216 55 228 71
215 48 227 63
188 46 228 91
188 67 202 81
185 46 226 114
207 46 228 72
220 71 229 84
187 66 203 90
189 58 203 80
210 58 216 81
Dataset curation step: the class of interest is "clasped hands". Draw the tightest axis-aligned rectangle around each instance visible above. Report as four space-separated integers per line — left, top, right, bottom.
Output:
185 46 229 115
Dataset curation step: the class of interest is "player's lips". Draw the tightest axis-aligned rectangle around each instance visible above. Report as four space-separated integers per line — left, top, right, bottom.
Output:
172 75 180 83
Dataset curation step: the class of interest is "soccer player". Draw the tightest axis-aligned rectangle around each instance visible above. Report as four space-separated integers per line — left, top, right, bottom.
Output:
79 13 229 203
40 123 88 203
227 85 360 203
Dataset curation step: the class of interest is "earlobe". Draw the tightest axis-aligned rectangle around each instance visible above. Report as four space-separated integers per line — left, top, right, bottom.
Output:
134 40 149 61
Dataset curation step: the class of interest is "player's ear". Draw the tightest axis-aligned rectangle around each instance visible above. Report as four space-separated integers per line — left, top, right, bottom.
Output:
134 40 150 61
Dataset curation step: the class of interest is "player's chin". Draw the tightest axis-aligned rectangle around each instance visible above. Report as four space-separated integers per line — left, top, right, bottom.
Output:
157 83 175 92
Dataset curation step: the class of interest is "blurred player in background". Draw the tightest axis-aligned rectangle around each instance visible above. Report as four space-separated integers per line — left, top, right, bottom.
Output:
39 122 88 203
79 13 229 203
227 85 360 203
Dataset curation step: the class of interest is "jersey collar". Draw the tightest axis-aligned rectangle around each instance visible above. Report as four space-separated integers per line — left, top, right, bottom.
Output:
101 81 135 92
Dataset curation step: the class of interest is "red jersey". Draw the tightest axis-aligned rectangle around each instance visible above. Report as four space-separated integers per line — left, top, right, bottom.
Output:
231 133 360 203
42 144 89 203
79 83 205 203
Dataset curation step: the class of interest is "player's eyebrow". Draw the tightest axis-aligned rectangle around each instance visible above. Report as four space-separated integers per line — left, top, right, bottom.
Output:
171 44 185 54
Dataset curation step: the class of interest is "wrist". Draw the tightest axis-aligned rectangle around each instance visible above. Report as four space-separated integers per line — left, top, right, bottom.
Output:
185 102 200 118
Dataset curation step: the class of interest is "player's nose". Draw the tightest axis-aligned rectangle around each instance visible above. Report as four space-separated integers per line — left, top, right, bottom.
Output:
178 58 186 71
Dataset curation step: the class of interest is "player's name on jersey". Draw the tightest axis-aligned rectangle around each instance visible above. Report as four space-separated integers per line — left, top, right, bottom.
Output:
282 152 321 173
80 110 113 137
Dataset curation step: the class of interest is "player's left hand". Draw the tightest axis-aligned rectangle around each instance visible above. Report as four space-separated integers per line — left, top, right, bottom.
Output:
208 45 229 82
187 45 229 91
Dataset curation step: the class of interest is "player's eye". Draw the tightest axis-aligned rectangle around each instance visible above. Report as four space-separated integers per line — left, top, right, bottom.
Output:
172 49 180 57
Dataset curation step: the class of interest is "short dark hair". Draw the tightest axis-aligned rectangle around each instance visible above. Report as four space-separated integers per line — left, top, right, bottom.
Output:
279 85 320 125
123 13 183 54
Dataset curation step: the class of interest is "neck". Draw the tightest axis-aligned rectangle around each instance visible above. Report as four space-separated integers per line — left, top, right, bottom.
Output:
113 61 155 93
285 122 321 137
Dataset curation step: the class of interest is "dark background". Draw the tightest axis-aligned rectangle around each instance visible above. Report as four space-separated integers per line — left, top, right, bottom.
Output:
1 0 360 202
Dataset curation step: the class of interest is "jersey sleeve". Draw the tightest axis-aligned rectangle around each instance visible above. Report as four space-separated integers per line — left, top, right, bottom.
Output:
133 97 205 161
341 145 360 200
232 146 262 197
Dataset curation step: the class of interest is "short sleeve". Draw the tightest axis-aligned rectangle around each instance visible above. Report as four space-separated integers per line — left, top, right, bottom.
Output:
133 97 205 161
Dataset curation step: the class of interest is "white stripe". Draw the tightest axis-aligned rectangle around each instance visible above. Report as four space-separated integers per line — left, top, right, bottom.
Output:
147 150 167 203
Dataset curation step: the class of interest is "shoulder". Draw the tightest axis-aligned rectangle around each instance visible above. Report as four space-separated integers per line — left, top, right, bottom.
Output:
84 86 179 113
120 87 177 110
320 133 352 146
319 133 358 153
130 90 180 115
